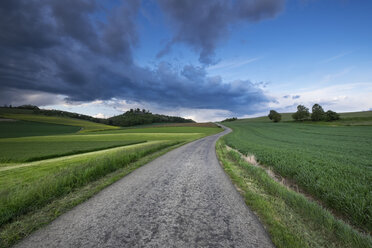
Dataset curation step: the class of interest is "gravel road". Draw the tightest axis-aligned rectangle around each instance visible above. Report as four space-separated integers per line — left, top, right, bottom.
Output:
16 127 274 248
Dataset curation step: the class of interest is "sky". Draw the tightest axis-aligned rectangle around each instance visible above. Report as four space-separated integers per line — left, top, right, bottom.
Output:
1 0 371 122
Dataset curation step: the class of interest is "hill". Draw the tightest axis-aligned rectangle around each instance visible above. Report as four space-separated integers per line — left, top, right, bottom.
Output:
0 107 118 133
1 106 195 128
233 110 372 125
108 108 194 127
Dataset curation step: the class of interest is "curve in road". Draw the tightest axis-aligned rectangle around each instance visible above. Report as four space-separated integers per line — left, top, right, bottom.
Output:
16 127 274 248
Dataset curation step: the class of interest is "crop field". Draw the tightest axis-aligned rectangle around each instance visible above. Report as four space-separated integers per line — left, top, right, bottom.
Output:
0 120 221 246
222 120 372 232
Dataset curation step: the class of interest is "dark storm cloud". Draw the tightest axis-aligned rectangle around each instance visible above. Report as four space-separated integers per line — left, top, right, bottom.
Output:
0 0 275 114
157 0 285 64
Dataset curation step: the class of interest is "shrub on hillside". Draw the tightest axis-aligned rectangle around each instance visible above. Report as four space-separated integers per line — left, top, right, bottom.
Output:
325 110 340 121
268 110 282 122
222 117 237 122
292 105 310 121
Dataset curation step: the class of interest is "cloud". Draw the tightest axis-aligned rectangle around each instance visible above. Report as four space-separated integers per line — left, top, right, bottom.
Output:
156 0 285 64
93 113 106 119
268 82 372 113
292 95 300 99
0 88 65 107
208 57 261 71
0 0 273 116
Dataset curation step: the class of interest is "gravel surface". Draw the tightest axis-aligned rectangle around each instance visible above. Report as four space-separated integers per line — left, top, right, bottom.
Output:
16 127 274 248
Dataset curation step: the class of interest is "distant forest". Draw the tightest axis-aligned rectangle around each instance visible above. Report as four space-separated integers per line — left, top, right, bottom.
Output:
1 105 195 127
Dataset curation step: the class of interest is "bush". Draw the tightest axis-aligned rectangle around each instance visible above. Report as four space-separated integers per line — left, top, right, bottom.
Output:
325 110 340 121
222 117 237 122
268 110 282 122
311 104 325 121
292 105 310 121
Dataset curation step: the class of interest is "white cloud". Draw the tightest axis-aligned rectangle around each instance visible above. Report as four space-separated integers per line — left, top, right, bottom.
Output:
93 113 106 118
208 57 261 71
268 82 372 113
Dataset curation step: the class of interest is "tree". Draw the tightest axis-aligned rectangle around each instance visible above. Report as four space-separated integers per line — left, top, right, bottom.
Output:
268 110 282 122
311 104 325 121
292 105 310 121
325 110 340 121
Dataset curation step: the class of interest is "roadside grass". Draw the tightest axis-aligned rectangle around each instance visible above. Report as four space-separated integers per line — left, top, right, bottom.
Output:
0 121 80 138
0 141 185 248
0 113 118 132
222 121 372 232
216 140 372 248
0 141 177 229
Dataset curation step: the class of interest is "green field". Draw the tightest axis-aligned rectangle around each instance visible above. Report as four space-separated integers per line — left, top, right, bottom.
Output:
0 120 81 138
221 120 372 233
0 127 220 163
0 120 221 247
0 113 118 132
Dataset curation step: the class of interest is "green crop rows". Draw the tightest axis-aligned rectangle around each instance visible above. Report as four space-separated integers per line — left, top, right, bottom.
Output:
222 120 372 232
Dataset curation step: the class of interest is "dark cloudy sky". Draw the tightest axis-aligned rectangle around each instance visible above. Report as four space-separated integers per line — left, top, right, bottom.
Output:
1 0 371 121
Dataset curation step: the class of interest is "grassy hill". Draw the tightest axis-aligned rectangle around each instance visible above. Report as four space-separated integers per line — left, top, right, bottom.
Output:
0 120 81 138
108 108 194 127
0 113 119 132
0 107 119 134
235 110 372 125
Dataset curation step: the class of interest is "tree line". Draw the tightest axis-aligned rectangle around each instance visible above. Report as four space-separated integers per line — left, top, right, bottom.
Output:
268 104 340 122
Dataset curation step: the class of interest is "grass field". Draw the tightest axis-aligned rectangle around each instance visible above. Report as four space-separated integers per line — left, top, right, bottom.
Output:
0 121 221 247
0 126 220 163
0 120 81 138
0 113 118 132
